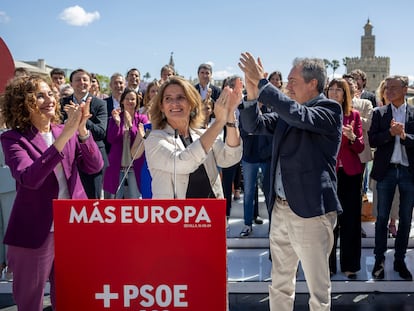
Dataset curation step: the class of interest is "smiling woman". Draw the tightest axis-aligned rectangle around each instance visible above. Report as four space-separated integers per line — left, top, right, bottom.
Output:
144 76 242 200
0 75 103 310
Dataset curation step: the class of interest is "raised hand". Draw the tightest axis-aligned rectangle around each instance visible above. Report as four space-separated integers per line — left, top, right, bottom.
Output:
238 52 266 100
225 77 243 118
124 110 132 129
78 97 92 135
213 79 243 125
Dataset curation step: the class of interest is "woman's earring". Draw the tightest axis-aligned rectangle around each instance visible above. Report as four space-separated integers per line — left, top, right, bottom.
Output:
190 107 198 118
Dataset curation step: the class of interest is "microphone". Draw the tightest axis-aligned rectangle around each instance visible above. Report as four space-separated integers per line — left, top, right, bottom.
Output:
173 129 178 199
115 128 151 198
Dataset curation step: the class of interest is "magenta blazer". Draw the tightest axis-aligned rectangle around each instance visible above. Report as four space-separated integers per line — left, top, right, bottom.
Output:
336 109 365 176
103 111 149 194
0 124 103 248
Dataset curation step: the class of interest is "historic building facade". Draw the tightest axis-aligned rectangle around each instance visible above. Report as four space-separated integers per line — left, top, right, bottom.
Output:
345 19 390 92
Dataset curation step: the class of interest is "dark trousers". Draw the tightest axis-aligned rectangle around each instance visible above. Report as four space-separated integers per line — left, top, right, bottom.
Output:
221 162 241 217
330 168 362 273
79 170 103 199
374 165 414 262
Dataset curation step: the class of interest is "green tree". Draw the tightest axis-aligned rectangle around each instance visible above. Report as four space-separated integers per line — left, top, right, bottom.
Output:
323 59 332 71
331 59 340 77
143 72 151 81
96 74 110 95
324 59 341 78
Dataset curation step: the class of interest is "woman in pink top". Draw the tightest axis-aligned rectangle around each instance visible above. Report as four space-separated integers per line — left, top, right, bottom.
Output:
327 78 364 279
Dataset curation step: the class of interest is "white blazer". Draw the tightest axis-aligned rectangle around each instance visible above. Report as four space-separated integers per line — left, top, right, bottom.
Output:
144 124 242 199
352 98 373 163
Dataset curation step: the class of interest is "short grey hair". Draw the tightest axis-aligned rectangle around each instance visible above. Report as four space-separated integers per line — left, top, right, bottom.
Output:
110 72 125 83
385 75 409 87
292 58 327 94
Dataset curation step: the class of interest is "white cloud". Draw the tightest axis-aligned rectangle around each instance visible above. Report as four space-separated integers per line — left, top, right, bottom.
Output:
213 70 237 81
0 11 11 24
59 5 100 26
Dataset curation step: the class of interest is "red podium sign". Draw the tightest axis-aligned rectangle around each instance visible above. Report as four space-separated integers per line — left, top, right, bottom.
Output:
53 199 227 310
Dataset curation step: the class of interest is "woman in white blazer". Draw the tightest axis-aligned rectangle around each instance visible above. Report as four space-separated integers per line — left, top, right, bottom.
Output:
144 76 242 199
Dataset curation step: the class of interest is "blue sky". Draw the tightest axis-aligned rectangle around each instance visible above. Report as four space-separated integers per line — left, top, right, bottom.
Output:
1 1 414 83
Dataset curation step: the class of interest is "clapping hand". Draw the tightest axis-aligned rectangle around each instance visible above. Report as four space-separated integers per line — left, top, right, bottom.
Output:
343 120 356 141
390 118 406 139
214 78 243 125
112 108 122 125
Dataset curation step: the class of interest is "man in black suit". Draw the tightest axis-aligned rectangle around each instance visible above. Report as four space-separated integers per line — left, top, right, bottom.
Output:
369 75 414 281
126 68 144 102
61 69 108 199
105 73 126 115
350 69 377 107
239 53 342 311
104 73 126 153
194 63 221 102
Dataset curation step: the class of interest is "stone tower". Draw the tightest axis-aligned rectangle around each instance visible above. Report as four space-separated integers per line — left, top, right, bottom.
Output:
345 19 390 92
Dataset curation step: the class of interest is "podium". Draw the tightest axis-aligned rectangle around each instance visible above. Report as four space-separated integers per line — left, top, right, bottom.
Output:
53 199 227 310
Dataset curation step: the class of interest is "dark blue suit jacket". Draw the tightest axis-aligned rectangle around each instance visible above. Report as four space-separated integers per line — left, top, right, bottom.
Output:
61 94 108 151
194 83 221 102
361 90 377 108
104 95 115 154
104 95 116 117
368 103 414 181
240 82 343 218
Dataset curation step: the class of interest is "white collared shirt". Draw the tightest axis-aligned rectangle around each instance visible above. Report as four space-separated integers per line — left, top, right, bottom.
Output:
112 96 120 110
72 93 89 104
199 83 210 100
390 102 409 166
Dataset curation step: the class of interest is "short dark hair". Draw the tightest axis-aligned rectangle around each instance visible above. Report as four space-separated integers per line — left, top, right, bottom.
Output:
14 67 29 77
69 69 91 82
197 63 212 74
350 69 367 87
126 68 141 78
50 68 65 77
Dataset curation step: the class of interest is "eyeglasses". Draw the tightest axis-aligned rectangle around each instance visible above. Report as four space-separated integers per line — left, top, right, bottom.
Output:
384 85 404 91
327 88 344 93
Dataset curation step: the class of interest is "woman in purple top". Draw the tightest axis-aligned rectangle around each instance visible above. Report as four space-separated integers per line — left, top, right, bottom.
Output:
0 75 103 311
103 88 149 198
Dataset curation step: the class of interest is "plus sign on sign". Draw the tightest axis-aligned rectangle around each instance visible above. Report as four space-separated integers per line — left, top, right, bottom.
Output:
53 199 227 310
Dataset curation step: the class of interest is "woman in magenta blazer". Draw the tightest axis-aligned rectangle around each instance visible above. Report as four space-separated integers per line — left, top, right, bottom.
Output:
327 78 364 279
0 75 103 311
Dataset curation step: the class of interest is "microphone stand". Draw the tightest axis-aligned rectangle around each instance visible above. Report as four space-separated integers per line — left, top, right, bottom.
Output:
173 129 178 199
115 129 150 198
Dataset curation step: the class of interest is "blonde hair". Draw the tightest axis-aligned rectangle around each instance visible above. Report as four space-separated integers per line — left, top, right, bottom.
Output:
149 76 204 129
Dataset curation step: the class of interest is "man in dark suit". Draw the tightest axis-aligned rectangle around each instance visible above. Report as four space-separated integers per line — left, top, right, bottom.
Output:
104 73 126 153
238 53 342 311
61 69 108 199
194 63 221 102
350 69 377 107
369 75 414 281
105 73 126 115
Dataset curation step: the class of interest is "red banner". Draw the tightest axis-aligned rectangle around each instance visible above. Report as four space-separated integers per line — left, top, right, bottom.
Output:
53 199 227 310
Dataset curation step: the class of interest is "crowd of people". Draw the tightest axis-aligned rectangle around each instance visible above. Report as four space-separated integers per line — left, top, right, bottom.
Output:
0 57 413 310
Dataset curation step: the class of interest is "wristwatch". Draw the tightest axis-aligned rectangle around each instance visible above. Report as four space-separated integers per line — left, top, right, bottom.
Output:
226 121 239 128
